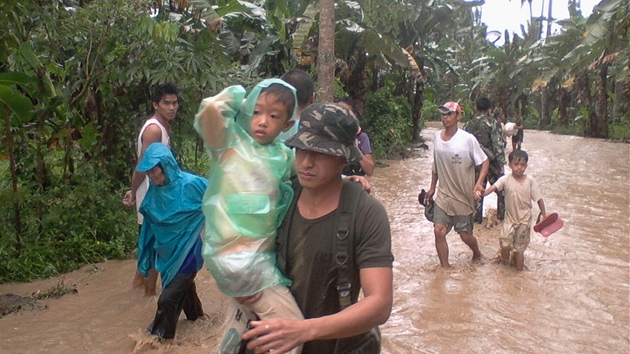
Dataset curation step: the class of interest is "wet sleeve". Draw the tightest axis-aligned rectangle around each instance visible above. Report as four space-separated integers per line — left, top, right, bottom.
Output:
494 175 507 191
354 195 394 269
357 132 372 154
193 85 247 151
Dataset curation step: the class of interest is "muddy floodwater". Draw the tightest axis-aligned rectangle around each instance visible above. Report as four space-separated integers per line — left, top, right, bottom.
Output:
1 126 628 353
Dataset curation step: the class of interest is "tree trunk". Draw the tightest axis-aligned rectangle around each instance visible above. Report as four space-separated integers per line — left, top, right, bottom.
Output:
597 63 609 138
411 77 425 143
577 70 596 137
317 0 335 102
611 73 621 123
3 106 23 250
346 47 368 114
540 86 548 128
558 88 568 127
546 0 553 37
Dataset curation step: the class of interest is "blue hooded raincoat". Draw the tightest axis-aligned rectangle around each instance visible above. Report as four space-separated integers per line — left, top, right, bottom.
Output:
137 143 207 288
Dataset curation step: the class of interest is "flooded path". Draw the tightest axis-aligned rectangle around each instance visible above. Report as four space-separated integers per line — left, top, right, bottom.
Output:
1 127 628 353
374 125 630 353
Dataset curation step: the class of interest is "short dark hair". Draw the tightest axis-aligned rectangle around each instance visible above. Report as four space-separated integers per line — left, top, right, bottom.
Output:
508 149 528 163
281 69 314 109
334 96 361 120
151 82 179 103
260 83 296 120
476 97 492 111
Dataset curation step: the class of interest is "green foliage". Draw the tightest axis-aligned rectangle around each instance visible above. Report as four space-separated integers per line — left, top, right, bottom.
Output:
608 123 630 141
362 88 413 158
0 161 137 283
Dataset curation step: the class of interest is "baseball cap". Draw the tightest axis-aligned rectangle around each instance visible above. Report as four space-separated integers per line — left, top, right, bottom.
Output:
285 102 363 163
438 101 462 115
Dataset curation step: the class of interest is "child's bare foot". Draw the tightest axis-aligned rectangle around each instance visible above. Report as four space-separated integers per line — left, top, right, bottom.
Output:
472 252 484 263
130 271 145 289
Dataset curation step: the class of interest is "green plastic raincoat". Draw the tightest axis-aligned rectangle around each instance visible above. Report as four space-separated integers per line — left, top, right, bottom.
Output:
194 79 297 297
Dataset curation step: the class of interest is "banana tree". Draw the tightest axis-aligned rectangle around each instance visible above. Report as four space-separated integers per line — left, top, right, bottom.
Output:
0 72 34 244
561 0 628 137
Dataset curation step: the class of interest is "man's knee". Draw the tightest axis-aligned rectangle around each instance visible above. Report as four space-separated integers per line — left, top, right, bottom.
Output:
434 224 447 239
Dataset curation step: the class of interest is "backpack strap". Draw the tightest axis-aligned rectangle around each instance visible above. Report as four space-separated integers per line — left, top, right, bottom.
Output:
334 181 363 310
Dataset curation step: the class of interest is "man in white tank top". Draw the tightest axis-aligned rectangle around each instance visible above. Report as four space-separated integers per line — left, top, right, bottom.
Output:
123 82 179 295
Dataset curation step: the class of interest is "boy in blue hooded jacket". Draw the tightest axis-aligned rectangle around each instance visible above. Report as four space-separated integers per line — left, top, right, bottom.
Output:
137 142 208 340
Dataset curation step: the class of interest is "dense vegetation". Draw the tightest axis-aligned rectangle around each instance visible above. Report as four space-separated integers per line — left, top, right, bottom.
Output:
1 0 628 283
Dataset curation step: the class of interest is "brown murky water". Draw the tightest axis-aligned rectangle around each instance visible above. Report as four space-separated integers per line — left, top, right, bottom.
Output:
1 126 628 353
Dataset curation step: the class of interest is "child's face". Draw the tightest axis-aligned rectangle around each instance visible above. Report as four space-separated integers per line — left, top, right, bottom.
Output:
509 158 528 177
250 93 294 144
147 165 166 186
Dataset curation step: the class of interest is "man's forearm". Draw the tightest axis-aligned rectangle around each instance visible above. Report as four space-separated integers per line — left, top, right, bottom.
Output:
130 170 147 196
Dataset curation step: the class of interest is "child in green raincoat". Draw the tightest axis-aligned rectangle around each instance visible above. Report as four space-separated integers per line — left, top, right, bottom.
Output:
137 142 208 340
194 79 304 353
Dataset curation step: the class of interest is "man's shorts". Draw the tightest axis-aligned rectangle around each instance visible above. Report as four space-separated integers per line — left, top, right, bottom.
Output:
433 204 474 235
499 223 530 253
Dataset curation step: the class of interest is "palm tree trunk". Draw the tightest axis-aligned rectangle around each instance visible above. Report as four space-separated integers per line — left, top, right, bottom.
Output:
597 63 609 138
317 0 335 102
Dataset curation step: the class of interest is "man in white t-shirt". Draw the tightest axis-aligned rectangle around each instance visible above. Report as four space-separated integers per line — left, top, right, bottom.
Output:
123 82 179 295
423 101 489 268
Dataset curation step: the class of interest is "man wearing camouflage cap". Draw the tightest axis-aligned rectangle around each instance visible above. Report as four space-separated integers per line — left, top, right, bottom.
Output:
242 102 394 353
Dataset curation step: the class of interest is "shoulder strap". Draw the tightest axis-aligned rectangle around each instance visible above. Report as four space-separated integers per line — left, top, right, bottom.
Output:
276 178 300 275
334 181 363 310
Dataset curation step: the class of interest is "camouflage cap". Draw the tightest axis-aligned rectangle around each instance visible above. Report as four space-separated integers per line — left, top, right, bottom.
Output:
285 102 363 163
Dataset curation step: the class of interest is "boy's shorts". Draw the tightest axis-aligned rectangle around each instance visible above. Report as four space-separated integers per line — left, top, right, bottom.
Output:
433 205 474 235
500 223 531 253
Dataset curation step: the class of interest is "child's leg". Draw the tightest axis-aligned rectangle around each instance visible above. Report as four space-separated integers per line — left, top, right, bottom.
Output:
248 285 304 354
219 299 258 354
512 224 531 272
500 246 512 263
181 273 205 320
249 285 303 321
499 222 517 264
514 252 525 271
149 273 196 339
144 268 159 296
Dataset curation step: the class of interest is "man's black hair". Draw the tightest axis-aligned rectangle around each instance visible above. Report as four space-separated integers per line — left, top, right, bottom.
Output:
260 83 296 120
508 149 528 163
476 97 492 112
334 96 361 120
281 69 314 108
151 82 179 103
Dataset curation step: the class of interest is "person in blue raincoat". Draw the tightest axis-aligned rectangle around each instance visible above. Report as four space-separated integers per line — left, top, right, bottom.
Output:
137 142 208 340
